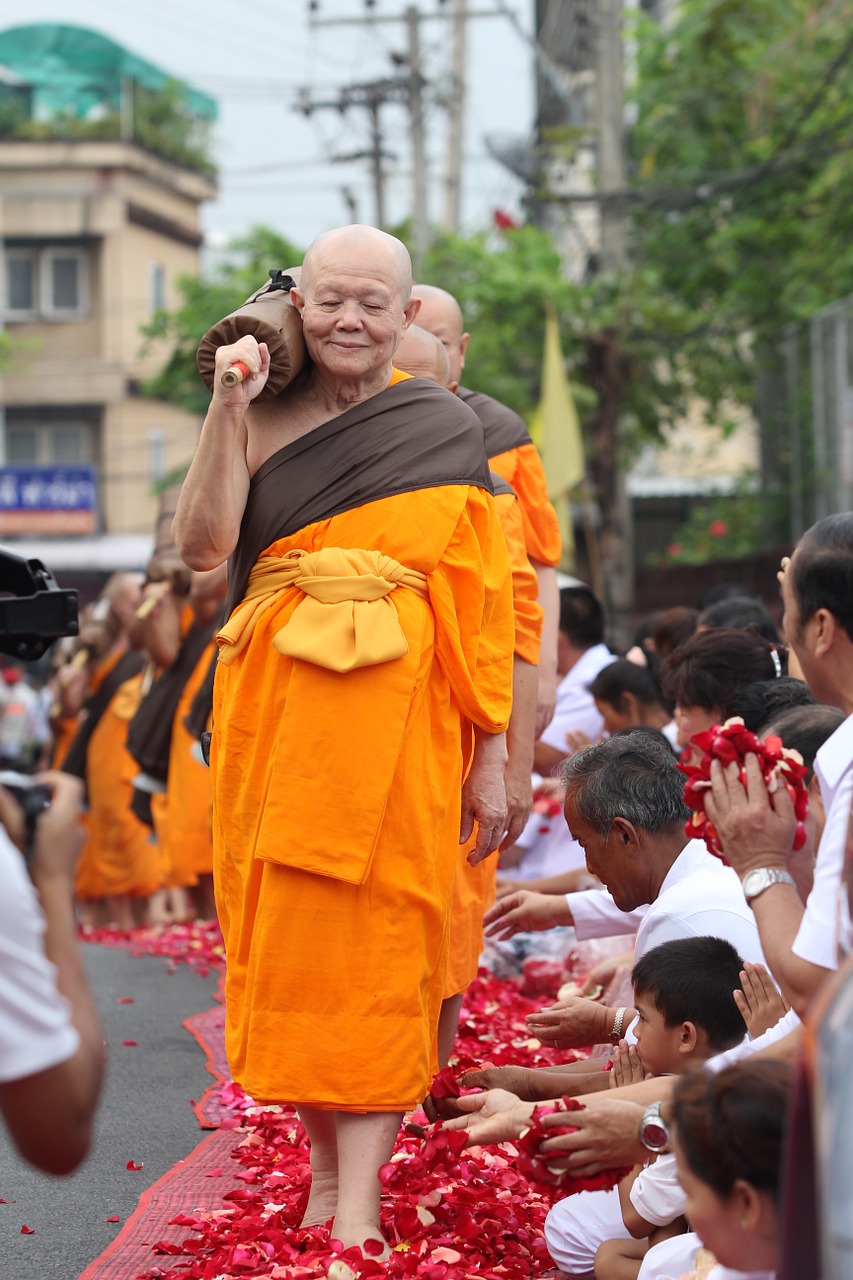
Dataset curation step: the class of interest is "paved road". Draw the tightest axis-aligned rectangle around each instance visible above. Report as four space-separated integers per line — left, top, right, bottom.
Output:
0 941 221 1280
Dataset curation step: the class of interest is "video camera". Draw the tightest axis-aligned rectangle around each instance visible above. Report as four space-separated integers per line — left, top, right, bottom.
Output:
0 547 78 661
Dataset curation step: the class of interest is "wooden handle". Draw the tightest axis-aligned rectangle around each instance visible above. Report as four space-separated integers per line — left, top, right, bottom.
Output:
221 359 250 388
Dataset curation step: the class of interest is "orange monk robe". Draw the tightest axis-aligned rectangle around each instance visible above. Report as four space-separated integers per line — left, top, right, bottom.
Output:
77 662 161 902
160 638 215 887
490 442 562 568
50 715 80 770
444 489 543 998
212 485 513 1111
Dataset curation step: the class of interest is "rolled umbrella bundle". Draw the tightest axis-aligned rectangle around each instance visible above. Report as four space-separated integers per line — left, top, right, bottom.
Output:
196 267 307 400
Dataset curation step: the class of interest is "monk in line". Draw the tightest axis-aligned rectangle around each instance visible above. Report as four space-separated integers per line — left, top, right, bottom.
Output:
173 226 516 1256
412 284 562 735
394 324 542 1062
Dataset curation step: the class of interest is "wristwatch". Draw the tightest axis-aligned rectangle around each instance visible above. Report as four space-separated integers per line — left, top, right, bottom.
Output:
640 1101 671 1154
741 867 797 905
609 1007 628 1045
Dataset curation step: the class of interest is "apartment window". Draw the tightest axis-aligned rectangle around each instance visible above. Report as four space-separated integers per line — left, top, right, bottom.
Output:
3 414 99 467
4 245 90 321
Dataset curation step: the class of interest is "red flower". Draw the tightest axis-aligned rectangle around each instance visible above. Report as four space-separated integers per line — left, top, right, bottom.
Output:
681 717 809 862
708 519 729 537
516 1098 632 1195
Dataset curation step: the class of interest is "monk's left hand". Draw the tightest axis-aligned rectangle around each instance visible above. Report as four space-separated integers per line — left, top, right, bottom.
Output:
461 732 508 865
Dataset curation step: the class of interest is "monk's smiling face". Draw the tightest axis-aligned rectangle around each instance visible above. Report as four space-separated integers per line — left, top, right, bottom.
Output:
292 226 420 385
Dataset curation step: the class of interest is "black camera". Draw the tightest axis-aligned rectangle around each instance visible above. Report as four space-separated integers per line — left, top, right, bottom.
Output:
0 771 51 863
0 548 78 661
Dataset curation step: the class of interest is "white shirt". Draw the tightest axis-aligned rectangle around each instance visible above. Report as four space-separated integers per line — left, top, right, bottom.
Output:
792 710 853 969
705 1007 800 1073
629 1151 685 1226
638 1232 775 1280
568 839 767 965
538 643 615 756
511 791 588 881
0 827 79 1082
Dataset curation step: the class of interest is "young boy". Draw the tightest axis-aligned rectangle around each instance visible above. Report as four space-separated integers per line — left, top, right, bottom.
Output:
544 935 752 1280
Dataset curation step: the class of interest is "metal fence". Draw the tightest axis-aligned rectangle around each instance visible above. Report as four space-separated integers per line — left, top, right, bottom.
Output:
758 295 853 543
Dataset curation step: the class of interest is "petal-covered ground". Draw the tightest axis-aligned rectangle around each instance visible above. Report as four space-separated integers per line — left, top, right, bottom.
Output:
83 923 604 1280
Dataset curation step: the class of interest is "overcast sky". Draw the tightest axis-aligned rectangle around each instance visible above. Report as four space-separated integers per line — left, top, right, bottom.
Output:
13 0 535 252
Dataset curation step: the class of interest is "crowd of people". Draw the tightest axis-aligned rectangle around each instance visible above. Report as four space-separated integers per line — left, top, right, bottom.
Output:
0 224 849 1279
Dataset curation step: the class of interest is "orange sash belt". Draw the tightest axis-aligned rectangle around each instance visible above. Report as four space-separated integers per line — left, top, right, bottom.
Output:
217 546 429 672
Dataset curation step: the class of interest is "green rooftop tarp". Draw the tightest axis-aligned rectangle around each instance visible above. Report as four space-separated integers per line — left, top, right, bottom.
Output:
0 23 217 122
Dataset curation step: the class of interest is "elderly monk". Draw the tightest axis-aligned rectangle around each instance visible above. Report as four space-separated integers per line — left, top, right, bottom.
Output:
395 324 542 1061
412 284 561 736
172 226 515 1256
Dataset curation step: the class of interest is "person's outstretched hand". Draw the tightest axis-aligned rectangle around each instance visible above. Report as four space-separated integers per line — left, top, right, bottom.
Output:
439 1088 535 1147
537 1097 646 1176
483 889 570 940
704 754 797 878
526 995 611 1048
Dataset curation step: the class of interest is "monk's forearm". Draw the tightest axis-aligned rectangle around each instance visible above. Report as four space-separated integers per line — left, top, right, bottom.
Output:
533 562 559 687
506 657 537 773
173 404 251 570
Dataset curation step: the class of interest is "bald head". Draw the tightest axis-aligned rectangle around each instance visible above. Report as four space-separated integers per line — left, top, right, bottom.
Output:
411 283 470 385
302 225 413 303
395 325 453 390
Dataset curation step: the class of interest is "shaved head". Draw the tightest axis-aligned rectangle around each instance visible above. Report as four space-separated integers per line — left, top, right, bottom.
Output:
302 225 413 303
395 325 452 389
411 283 470 386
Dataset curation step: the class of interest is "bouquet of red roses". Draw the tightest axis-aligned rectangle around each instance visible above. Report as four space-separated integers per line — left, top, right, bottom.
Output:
681 717 809 864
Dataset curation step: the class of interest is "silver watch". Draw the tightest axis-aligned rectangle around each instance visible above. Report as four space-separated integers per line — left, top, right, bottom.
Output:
741 867 797 904
640 1101 671 1154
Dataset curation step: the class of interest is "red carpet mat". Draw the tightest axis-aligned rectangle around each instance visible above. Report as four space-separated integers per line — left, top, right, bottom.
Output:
78 924 623 1280
77 1130 245 1280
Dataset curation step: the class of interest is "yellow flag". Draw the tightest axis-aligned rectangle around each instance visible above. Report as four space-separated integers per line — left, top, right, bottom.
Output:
529 308 585 568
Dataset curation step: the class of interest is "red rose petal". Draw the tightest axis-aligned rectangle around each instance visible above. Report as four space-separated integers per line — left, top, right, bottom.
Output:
122 1039 137 1046
106 1215 120 1223
20 1225 34 1234
126 1159 144 1171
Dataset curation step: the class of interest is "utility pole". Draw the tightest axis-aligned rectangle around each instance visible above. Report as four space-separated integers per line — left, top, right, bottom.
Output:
298 78 408 227
405 6 429 271
591 0 634 646
596 0 627 270
443 0 467 234
307 5 502 245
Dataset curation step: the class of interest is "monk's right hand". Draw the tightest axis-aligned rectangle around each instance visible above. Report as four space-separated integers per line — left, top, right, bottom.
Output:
213 335 271 407
482 889 571 940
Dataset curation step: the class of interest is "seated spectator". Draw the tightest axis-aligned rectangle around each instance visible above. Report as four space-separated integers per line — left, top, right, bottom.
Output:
637 1059 792 1280
729 676 816 735
534 586 614 777
545 935 750 1279
588 659 678 750
697 595 781 644
660 628 788 756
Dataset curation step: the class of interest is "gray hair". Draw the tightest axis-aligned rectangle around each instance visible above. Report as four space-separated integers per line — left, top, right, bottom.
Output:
560 730 690 836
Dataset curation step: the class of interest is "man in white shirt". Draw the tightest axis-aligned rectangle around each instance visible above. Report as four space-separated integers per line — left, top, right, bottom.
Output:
482 731 766 1053
704 512 853 1016
533 584 614 778
0 773 104 1173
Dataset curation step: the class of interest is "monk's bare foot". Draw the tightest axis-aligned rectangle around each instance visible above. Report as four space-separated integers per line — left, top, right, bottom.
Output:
331 1220 390 1261
299 1167 338 1228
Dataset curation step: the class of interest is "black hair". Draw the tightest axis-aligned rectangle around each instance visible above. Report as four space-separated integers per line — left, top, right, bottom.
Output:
698 596 780 644
763 703 845 777
560 730 690 834
791 513 853 643
631 936 747 1052
673 1059 793 1199
559 585 605 649
729 677 817 734
651 607 699 659
661 628 787 714
589 657 673 715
